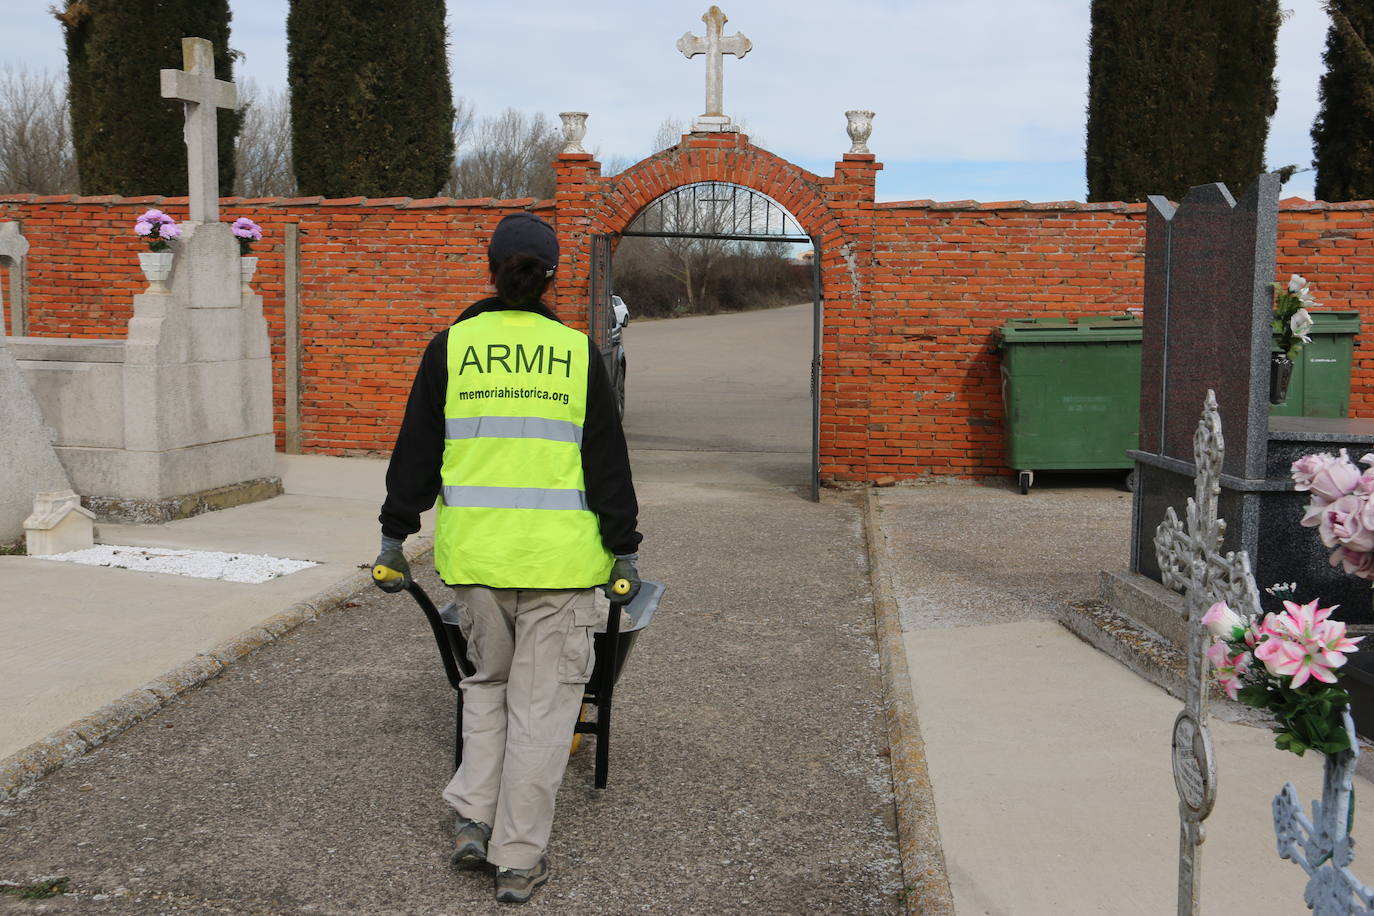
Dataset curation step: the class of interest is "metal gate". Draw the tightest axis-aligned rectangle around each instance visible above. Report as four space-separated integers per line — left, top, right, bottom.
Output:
590 182 823 502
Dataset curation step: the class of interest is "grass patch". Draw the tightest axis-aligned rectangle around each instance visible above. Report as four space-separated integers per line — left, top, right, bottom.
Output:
0 877 69 898
0 539 26 556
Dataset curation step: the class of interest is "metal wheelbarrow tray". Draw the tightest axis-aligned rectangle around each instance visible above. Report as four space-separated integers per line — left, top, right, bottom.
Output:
401 580 664 789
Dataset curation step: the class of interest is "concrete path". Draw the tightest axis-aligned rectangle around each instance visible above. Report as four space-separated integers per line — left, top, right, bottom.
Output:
0 456 433 761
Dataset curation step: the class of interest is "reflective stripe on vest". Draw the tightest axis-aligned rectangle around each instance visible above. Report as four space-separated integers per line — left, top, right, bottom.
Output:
444 416 583 446
434 310 614 589
441 485 589 511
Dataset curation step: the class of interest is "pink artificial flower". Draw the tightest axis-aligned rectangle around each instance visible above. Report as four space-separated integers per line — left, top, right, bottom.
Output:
1293 450 1363 507
1318 494 1374 551
137 208 168 223
1201 601 1249 641
1253 599 1359 688
133 221 153 236
1354 469 1374 497
160 222 182 240
1330 546 1374 580
1206 640 1252 700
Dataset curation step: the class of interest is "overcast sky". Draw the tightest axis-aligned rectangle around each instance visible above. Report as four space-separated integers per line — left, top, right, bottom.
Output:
0 1 1333 202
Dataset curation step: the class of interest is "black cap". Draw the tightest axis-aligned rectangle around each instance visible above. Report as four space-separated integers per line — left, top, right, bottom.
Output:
488 212 559 275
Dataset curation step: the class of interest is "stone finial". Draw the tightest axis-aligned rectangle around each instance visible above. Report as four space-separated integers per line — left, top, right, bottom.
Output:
846 110 875 155
23 490 96 556
559 112 589 155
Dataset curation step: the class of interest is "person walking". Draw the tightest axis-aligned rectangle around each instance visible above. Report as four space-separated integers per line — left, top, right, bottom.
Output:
373 212 642 904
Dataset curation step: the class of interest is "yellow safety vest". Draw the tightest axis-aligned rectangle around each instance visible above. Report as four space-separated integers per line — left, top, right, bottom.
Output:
435 310 614 588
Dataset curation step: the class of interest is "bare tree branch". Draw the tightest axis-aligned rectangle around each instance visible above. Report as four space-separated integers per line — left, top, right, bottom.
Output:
233 79 295 198
0 66 78 195
446 107 561 200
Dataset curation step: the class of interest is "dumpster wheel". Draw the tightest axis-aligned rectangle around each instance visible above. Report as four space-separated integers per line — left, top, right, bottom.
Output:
569 703 592 755
1018 470 1034 495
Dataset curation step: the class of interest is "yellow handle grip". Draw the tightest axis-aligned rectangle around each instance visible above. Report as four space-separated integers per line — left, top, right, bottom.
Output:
373 564 404 583
612 578 632 596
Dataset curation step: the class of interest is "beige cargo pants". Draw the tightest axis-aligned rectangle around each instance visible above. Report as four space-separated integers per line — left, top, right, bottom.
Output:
441 586 597 870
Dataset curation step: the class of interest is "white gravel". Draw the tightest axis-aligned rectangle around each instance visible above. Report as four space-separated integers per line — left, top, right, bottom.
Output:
34 545 319 584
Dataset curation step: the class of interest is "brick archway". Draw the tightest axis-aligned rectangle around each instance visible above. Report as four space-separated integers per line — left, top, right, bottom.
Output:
550 131 881 485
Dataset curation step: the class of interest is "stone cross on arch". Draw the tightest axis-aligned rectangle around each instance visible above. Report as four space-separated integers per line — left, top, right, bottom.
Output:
677 6 751 132
160 37 237 224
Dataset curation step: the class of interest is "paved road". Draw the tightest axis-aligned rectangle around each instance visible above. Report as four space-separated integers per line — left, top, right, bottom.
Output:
622 303 813 490
0 304 901 914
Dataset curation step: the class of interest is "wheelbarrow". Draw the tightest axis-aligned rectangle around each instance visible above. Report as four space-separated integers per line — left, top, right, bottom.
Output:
372 565 663 789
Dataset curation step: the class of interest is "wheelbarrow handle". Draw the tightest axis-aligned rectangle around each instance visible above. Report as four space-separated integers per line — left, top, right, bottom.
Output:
373 564 405 584
372 566 475 684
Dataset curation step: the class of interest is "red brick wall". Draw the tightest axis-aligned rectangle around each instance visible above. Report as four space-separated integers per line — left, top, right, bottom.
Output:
0 193 545 453
867 199 1374 478
5 170 1374 483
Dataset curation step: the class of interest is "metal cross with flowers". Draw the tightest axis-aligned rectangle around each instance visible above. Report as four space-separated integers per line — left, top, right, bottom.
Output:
1154 389 1265 914
1155 390 1374 914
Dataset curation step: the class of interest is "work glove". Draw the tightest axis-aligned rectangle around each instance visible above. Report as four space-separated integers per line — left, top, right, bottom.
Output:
373 537 411 593
602 554 641 603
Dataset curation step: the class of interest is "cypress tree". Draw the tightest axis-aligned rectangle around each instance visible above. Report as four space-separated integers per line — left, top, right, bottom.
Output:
55 0 240 197
1313 2 1374 201
287 0 454 198
1086 0 1281 203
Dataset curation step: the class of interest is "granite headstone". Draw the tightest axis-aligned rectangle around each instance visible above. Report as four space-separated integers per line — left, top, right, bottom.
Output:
1130 173 1374 625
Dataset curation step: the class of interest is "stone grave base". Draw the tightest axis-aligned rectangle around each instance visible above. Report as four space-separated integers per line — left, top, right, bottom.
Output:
82 476 283 525
1067 568 1374 738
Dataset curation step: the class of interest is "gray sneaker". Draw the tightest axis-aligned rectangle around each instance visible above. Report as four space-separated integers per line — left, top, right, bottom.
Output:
495 857 549 904
450 816 491 870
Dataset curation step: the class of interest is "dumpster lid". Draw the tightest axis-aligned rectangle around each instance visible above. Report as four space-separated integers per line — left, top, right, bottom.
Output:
998 314 1142 344
1304 310 1361 334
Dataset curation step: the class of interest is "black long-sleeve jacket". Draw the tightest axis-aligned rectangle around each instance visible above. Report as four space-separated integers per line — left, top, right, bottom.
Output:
378 298 642 559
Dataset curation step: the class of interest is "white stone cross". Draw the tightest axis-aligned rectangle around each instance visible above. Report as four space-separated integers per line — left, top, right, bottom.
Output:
677 6 751 132
160 37 237 224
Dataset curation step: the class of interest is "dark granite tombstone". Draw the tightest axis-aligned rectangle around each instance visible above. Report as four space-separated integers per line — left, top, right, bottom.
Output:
1129 174 1374 625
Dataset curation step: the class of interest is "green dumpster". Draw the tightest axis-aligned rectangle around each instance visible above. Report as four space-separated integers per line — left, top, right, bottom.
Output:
1270 310 1361 418
996 315 1142 494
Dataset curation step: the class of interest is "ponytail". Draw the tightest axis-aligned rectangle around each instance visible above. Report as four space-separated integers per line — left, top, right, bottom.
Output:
491 254 551 307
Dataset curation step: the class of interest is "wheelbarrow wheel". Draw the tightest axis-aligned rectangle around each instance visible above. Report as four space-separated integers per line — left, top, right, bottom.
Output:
569 703 592 756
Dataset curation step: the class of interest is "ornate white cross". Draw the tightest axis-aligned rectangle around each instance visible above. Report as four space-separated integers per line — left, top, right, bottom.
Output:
160 37 237 224
677 6 751 132
1154 389 1264 915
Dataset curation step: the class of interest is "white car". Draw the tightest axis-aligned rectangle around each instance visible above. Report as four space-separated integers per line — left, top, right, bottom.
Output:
605 295 630 417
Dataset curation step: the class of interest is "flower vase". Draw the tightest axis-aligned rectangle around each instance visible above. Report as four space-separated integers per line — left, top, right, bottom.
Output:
137 250 175 293
239 256 258 292
1270 352 1294 405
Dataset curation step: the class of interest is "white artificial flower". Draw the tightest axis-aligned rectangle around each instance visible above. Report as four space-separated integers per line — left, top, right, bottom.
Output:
1290 308 1314 343
1288 274 1307 294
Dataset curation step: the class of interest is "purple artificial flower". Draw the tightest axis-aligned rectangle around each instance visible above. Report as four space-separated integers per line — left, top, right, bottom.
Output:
229 216 263 254
134 209 180 251
230 217 263 241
